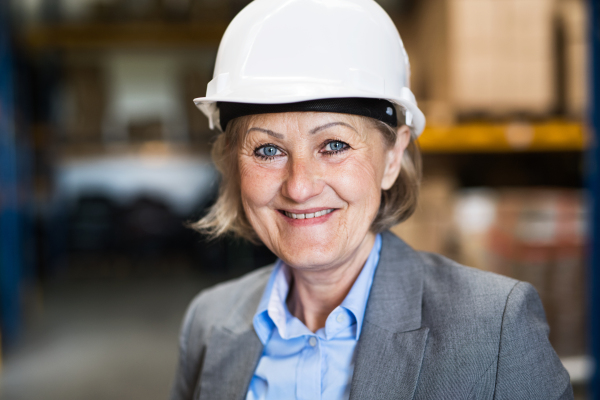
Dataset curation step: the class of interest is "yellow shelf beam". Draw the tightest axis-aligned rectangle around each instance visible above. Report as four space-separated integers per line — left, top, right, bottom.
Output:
23 22 227 50
418 121 585 153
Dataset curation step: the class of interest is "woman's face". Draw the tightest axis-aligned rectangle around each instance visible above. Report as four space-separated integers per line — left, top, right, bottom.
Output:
238 112 409 271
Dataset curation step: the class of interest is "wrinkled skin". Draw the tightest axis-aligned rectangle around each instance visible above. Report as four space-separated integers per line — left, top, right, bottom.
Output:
238 111 410 329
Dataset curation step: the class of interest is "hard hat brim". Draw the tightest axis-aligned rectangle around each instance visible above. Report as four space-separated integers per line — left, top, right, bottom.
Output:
193 86 425 135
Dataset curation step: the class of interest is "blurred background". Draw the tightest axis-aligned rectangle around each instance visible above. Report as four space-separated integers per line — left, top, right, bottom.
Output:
0 0 598 399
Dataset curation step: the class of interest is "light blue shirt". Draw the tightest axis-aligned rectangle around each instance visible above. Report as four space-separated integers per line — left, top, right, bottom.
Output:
246 234 382 400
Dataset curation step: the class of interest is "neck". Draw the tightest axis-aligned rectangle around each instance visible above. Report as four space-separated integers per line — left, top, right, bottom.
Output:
286 232 376 332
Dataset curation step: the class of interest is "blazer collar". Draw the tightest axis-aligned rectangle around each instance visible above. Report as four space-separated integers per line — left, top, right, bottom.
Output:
197 269 271 400
349 231 428 400
364 230 424 332
214 231 424 336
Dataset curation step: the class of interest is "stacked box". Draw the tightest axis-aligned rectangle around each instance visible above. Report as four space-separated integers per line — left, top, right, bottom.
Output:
558 0 588 117
454 188 587 356
400 0 564 123
391 172 457 256
182 67 213 146
452 189 499 271
449 0 556 116
63 65 106 142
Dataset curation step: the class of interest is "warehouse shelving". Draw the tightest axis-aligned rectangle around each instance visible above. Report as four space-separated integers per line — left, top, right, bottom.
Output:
23 22 226 49
419 120 585 153
22 22 587 155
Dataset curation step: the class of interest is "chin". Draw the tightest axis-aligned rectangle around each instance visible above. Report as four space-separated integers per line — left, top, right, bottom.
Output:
272 231 351 270
278 246 341 270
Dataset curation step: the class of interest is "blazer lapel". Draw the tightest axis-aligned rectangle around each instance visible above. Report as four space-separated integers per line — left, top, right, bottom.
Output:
197 326 263 400
196 271 269 400
350 324 429 400
350 231 429 400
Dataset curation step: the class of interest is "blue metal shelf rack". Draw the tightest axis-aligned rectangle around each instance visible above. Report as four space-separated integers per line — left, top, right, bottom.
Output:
0 1 22 348
588 0 600 398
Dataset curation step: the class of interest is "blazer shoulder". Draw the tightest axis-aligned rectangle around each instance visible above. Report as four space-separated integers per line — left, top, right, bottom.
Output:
186 265 275 329
416 251 527 339
380 230 519 300
414 254 572 399
418 251 519 300
171 265 274 400
377 233 571 398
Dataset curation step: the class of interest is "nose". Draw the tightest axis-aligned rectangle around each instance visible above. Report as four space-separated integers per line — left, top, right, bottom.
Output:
281 155 324 203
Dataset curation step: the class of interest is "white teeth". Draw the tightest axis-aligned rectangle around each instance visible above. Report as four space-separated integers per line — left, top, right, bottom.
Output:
284 209 334 219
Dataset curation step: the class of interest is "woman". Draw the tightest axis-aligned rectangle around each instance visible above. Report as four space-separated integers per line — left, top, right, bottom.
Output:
171 0 573 399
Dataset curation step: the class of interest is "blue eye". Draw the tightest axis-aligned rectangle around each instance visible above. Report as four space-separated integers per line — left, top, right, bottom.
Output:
256 145 281 158
263 146 277 156
325 141 347 152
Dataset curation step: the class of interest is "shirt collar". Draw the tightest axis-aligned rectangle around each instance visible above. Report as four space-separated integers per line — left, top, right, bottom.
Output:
253 234 382 344
339 233 382 338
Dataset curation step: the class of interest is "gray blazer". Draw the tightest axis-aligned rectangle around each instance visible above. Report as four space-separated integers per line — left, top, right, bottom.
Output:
171 231 573 400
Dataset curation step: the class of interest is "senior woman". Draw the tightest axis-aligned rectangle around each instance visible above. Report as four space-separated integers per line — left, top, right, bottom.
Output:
171 0 572 399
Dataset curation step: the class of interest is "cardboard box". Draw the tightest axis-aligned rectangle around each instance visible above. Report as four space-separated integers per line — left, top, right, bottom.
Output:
64 65 106 142
449 0 556 116
398 0 559 121
182 67 213 147
391 172 457 255
558 0 588 117
453 188 587 356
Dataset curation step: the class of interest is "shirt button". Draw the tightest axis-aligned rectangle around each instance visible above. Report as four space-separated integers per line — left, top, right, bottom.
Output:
309 337 317 347
336 314 345 323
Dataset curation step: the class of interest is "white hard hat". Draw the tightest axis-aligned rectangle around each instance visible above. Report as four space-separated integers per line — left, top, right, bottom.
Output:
194 0 426 136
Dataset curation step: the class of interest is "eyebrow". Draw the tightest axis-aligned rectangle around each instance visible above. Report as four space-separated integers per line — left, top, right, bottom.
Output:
246 121 357 138
309 122 358 134
246 127 285 139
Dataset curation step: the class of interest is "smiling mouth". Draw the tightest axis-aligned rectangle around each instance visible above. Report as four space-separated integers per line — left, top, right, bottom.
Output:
281 209 335 220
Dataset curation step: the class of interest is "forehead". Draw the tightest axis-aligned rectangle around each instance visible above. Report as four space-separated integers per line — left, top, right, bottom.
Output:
244 111 371 137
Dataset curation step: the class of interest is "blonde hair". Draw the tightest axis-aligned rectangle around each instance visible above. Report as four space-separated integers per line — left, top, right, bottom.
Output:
191 114 422 243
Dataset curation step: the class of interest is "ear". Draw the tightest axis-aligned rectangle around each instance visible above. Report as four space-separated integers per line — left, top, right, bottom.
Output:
381 125 411 190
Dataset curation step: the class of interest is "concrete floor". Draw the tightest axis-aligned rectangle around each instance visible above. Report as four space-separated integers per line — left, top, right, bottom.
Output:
0 275 217 400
